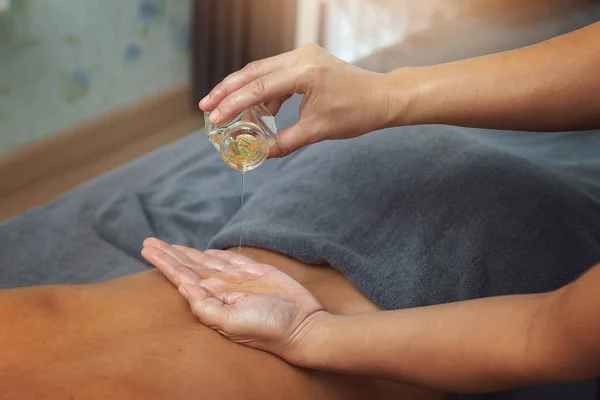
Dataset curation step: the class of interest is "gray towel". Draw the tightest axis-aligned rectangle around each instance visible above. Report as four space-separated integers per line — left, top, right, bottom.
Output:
209 125 600 307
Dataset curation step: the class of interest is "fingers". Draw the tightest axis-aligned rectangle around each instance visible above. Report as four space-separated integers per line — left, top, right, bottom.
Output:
204 249 255 265
267 123 314 158
143 237 166 248
142 238 218 282
144 239 201 271
196 249 274 278
144 238 229 271
265 94 293 116
172 246 259 284
203 249 272 278
179 284 230 329
142 238 267 286
158 243 197 268
199 53 289 112
208 69 305 125
141 246 204 288
172 245 229 271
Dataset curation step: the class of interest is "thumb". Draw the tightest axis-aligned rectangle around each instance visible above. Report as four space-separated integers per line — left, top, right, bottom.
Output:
268 123 314 159
181 284 229 329
265 94 293 116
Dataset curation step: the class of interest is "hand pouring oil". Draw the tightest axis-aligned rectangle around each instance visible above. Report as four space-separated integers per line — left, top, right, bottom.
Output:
204 105 277 253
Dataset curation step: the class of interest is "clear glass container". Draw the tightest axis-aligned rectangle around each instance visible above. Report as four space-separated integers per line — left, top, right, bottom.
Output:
204 104 277 172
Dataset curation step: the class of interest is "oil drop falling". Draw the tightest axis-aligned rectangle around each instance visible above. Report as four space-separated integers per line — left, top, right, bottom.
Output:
238 171 246 254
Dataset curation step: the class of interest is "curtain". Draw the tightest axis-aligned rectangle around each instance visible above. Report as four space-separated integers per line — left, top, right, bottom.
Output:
191 0 297 104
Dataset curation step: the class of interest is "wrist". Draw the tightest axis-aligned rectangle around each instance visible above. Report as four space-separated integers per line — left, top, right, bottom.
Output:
381 66 433 128
282 311 338 368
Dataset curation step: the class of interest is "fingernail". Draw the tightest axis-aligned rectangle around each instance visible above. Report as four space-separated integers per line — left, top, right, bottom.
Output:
209 109 220 123
200 94 210 106
179 286 189 299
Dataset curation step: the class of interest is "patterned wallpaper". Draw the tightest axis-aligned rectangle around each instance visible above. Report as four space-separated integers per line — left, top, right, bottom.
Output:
0 0 190 156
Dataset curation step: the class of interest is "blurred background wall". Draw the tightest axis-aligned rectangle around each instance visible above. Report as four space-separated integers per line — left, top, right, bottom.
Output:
0 0 190 156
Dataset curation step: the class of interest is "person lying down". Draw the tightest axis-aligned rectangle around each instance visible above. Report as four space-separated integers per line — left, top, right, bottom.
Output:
3 22 600 399
2 122 600 399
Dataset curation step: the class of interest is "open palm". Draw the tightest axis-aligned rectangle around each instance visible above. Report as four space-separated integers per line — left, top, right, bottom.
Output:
141 238 325 356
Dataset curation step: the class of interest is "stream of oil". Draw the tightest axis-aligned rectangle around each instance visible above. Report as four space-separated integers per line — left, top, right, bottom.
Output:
238 171 245 254
222 133 262 255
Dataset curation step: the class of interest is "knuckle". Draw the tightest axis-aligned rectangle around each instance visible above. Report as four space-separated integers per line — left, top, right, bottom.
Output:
297 63 311 78
299 43 312 52
248 78 267 97
224 70 237 82
301 43 322 53
214 73 238 94
222 96 239 112
170 267 185 283
301 62 324 78
243 61 258 76
210 86 222 99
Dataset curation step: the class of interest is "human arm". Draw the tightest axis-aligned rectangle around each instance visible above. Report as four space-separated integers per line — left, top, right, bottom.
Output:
141 239 600 393
393 21 600 132
292 264 600 393
201 22 600 157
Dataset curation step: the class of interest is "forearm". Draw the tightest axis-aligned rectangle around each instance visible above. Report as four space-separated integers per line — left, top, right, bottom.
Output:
388 21 600 132
295 290 587 394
